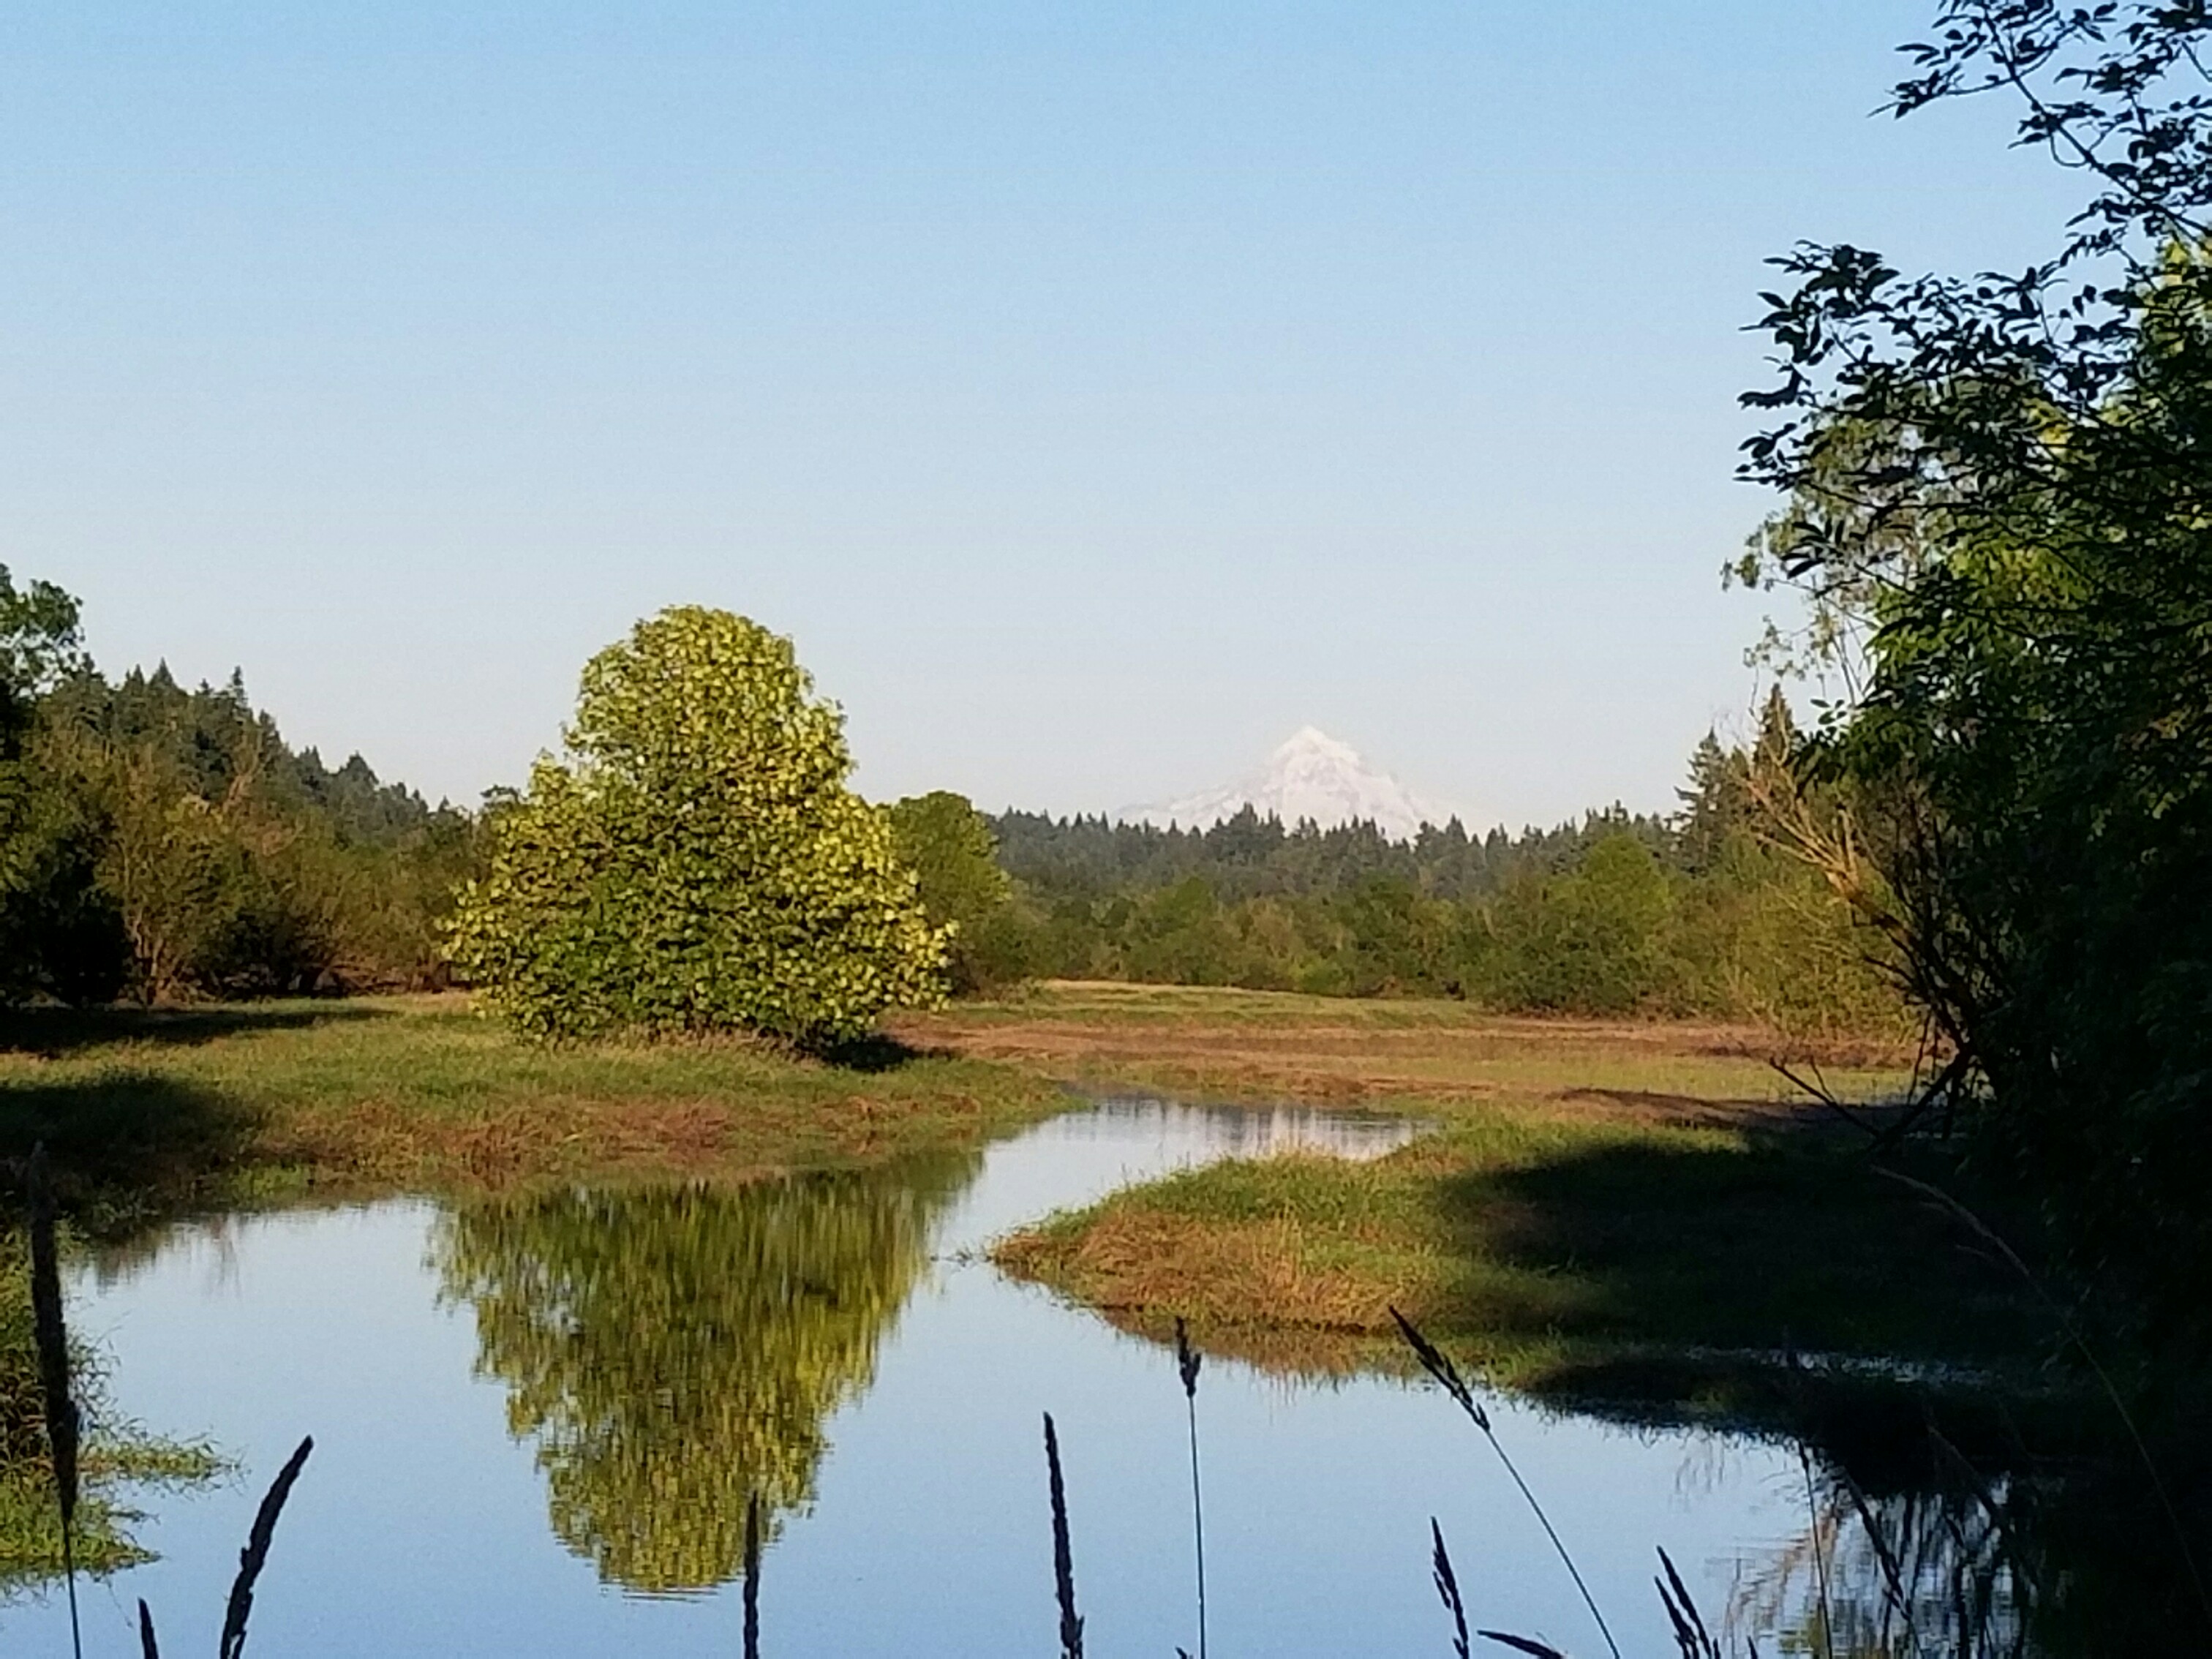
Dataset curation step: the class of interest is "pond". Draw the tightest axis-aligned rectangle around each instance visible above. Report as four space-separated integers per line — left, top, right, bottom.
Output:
6 1100 1881 1655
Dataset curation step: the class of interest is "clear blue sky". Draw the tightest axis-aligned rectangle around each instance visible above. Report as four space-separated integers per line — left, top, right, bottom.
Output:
1 1 2074 826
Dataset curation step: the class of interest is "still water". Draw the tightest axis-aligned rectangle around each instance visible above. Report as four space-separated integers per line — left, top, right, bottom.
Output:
5 1101 1836 1656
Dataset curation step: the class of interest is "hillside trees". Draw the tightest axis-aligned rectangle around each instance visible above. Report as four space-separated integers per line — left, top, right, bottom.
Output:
45 666 473 998
1 565 473 1004
983 736 1905 1031
445 607 947 1043
1739 0 2212 1340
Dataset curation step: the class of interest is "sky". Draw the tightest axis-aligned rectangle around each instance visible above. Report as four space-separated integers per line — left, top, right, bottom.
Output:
1 1 2080 827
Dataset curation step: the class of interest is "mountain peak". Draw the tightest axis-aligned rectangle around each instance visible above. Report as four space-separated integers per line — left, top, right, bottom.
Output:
1125 727 1473 842
1275 725 1356 761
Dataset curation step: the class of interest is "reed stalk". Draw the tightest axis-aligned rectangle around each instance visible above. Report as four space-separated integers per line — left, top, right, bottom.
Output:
24 1145 83 1659
217 1434 314 1659
1797 1441 1835 1658
1175 1316 1207 1659
1043 1412 1083 1659
136 1598 159 1659
1391 1307 1621 1659
1431 1519 1471 1659
742 1491 761 1659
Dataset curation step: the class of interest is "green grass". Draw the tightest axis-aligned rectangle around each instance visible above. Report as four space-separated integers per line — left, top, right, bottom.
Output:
1 994 1071 1225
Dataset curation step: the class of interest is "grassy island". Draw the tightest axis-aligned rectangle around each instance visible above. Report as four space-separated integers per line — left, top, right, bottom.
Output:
947 985 2053 1418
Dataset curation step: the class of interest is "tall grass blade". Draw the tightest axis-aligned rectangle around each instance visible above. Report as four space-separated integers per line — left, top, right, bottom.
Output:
1476 1632 1567 1658
217 1434 314 1659
1432 1519 1471 1659
1655 1547 1718 1659
1043 1412 1083 1659
742 1491 761 1659
1175 1317 1207 1659
25 1144 83 1659
1392 1308 1621 1659
1797 1442 1835 1658
136 1598 159 1659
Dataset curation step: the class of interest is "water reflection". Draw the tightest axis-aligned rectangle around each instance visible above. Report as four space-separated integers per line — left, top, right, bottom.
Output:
15 1102 2202 1655
1732 1467 2028 1657
432 1152 974 1595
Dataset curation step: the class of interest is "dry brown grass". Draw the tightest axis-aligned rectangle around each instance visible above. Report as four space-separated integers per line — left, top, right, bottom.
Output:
900 979 1914 1124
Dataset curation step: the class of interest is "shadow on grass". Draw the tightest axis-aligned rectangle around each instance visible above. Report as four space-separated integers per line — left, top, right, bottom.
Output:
0 1000 391 1060
1428 1119 2053 1421
801 1031 955 1074
0 1072 257 1227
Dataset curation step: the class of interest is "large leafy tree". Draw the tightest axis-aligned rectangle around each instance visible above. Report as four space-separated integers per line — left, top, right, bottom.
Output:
1739 2 2212 1342
445 607 947 1042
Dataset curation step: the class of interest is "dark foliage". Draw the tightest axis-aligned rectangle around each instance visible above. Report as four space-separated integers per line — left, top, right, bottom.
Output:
1739 0 2212 1353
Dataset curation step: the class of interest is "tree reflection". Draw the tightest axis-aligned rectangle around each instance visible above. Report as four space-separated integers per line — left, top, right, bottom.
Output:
1731 1476 2028 1658
1726 1396 2205 1658
434 1154 974 1595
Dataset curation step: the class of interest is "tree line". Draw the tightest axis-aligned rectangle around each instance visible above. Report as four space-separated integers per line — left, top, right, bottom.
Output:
905 704 1905 1036
0 571 473 1004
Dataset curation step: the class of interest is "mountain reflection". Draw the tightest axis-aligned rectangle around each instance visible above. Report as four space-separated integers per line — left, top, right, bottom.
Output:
433 1154 975 1594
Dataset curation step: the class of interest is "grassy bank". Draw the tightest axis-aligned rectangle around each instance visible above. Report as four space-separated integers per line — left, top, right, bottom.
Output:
962 984 2053 1418
1 994 1069 1224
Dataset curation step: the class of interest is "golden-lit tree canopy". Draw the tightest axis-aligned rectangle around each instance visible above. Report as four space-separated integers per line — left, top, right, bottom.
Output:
445 606 948 1042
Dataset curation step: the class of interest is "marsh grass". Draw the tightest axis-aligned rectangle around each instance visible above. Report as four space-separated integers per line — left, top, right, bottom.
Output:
23 1148 79 1658
1175 1316 1206 1659
12 1165 220 1631
8 1156 310 1654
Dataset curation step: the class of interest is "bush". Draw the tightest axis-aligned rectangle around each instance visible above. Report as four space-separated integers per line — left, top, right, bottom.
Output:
887 791 1028 995
445 607 948 1043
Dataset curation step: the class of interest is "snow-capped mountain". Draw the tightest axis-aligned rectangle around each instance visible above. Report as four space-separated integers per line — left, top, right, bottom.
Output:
1125 727 1472 843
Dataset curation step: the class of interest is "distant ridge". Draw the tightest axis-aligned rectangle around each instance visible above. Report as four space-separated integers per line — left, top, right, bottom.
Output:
1124 726 1478 843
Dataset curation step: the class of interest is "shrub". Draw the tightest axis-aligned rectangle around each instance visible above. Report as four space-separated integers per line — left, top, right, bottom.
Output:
445 607 947 1043
887 791 1028 995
